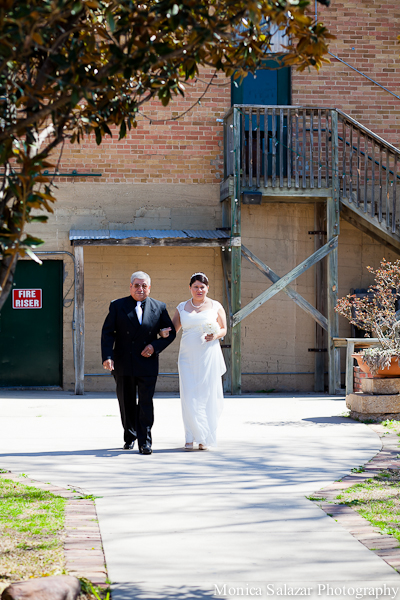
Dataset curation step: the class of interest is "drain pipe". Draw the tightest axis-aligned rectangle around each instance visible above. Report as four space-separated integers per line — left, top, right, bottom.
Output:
34 251 77 386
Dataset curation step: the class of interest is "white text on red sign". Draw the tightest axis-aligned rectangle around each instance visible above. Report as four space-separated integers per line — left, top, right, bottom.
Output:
12 289 42 309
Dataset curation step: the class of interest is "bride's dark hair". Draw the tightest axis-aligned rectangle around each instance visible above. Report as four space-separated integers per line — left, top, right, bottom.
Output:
190 272 209 286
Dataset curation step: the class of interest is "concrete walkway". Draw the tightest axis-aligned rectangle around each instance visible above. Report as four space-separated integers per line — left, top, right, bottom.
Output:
0 391 399 599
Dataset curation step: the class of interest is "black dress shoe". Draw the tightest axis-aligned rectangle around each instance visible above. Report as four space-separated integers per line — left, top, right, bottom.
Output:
139 443 152 455
123 441 135 450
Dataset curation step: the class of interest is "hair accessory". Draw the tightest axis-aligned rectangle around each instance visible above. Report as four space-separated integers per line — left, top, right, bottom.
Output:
191 272 206 278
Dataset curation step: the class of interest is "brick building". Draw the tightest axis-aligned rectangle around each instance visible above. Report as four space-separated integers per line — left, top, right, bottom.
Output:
1 0 399 394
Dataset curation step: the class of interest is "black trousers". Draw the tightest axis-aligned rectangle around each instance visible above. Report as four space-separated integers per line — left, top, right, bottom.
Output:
115 375 157 447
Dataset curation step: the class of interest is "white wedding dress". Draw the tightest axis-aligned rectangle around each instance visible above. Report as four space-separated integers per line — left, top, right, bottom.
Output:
177 300 226 446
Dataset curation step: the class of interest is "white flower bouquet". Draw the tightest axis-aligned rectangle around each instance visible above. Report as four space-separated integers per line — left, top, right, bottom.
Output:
202 321 220 336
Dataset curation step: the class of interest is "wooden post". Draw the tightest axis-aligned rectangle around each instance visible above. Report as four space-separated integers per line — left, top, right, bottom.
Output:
221 193 232 393
74 245 85 395
328 111 340 394
231 107 242 394
221 248 232 393
314 203 326 391
345 339 355 395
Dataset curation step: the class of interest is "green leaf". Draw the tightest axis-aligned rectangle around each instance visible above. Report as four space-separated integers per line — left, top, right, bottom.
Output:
95 128 102 145
23 235 45 248
118 120 126 140
102 123 112 137
29 216 48 223
106 11 115 33
71 88 80 107
25 248 43 264
71 2 83 15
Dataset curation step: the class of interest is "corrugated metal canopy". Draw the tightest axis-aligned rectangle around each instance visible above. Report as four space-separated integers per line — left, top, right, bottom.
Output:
69 229 230 241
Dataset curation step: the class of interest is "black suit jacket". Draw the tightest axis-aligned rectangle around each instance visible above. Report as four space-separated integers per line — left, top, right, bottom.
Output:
101 296 176 377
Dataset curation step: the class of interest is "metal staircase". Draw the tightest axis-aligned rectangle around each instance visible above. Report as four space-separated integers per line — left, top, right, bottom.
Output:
336 110 400 253
220 106 400 395
222 105 400 252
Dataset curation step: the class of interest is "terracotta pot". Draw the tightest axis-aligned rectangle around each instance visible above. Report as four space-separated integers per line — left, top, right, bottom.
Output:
352 353 400 377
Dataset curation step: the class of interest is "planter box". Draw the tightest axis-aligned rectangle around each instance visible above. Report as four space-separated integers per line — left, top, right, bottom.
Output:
347 376 400 422
352 353 400 377
346 391 400 422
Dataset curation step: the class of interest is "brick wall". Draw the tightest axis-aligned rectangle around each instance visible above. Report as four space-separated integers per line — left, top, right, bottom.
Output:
30 0 400 393
292 0 400 147
57 70 229 185
54 2 400 185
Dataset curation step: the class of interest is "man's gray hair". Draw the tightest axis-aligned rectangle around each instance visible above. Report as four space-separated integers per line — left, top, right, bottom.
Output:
130 271 151 285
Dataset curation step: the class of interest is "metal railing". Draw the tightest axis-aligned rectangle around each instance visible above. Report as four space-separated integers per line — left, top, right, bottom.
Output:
337 110 400 234
223 105 400 235
224 105 333 189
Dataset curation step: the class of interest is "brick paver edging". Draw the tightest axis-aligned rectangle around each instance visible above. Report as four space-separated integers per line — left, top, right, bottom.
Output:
0 471 108 587
311 424 400 573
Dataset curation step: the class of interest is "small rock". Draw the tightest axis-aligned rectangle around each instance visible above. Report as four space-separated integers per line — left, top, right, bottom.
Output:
1 576 81 600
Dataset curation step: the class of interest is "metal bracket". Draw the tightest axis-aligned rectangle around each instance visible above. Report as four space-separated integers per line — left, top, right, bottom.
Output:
308 231 327 235
230 237 241 247
308 348 327 352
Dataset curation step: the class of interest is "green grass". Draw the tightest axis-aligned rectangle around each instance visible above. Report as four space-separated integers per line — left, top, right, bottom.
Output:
0 477 66 592
0 476 110 600
327 421 400 545
333 470 400 545
351 465 366 473
305 496 327 502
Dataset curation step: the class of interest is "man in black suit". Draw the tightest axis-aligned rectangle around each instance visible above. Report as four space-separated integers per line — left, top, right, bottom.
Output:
101 271 176 454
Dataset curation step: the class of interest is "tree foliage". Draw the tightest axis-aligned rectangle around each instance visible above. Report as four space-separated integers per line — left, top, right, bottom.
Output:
335 259 400 375
0 0 333 308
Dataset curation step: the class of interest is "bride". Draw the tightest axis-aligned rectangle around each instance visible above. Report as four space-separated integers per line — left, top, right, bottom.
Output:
160 272 227 450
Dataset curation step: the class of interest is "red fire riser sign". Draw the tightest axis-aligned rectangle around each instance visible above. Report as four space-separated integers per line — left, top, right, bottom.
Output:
12 289 42 309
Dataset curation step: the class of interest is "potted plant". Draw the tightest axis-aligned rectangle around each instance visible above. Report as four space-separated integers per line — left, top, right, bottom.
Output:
335 259 400 377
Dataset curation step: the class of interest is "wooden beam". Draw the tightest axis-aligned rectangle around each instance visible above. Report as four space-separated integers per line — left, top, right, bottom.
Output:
259 196 327 204
246 186 331 199
340 202 400 255
314 203 326 392
221 250 233 321
328 110 340 395
220 178 234 201
241 244 328 331
221 193 232 393
223 175 332 203
345 340 355 396
221 248 232 393
232 236 338 327
333 337 380 348
231 107 242 394
74 246 85 395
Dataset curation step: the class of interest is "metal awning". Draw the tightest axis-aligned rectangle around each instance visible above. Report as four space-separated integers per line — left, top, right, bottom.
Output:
69 229 237 247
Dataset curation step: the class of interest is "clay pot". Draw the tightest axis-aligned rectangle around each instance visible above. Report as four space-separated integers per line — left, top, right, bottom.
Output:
352 353 400 377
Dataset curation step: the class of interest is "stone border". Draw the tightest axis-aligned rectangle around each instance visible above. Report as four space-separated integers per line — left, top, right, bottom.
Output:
0 471 108 587
311 424 400 572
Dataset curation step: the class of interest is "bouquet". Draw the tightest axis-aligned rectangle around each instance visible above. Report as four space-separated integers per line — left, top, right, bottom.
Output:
202 321 220 336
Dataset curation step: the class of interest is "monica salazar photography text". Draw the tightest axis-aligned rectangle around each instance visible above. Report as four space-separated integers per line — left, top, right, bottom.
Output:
213 583 400 599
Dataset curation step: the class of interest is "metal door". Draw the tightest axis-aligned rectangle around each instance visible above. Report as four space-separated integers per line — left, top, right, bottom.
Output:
231 63 291 179
0 260 63 387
